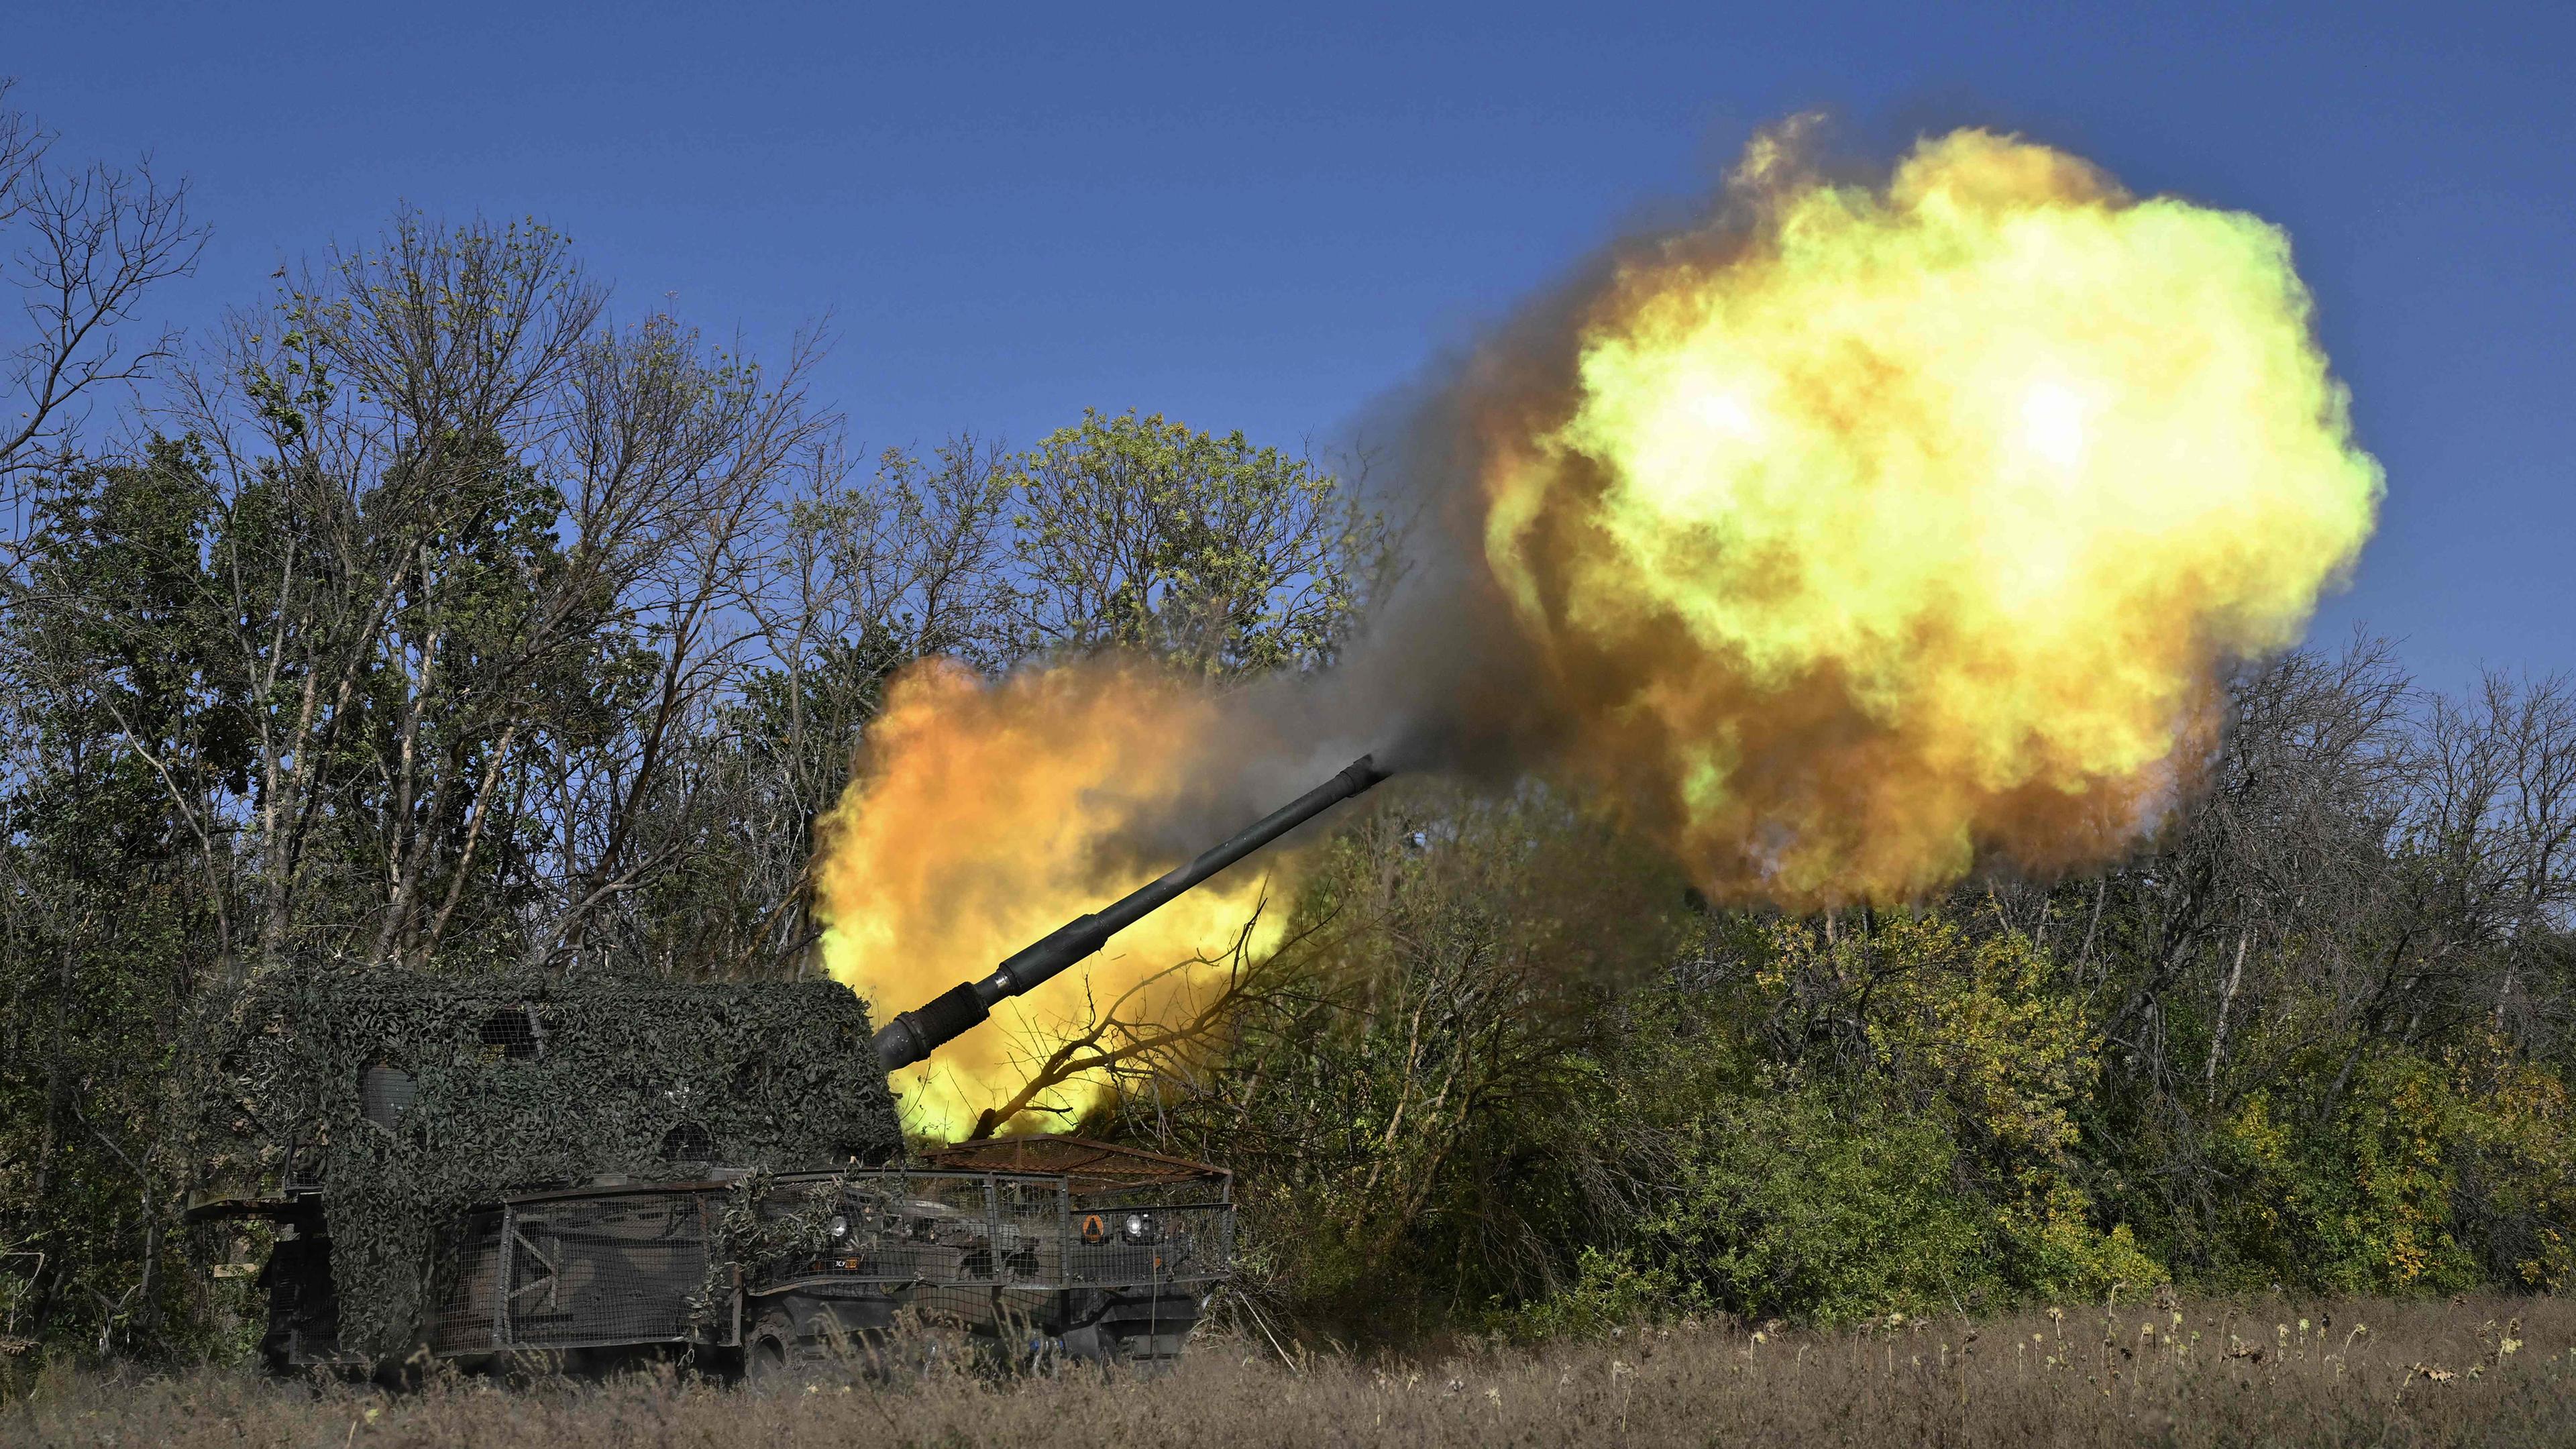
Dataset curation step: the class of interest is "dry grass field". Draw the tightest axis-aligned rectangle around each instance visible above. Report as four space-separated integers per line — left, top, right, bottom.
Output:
5 1295 2573 1448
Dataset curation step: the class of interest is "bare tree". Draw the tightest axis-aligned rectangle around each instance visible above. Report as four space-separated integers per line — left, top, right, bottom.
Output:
0 80 205 487
512 315 837 975
659 435 1020 977
2396 670 2576 1044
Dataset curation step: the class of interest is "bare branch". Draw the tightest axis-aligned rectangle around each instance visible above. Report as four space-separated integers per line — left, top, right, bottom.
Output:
0 89 205 482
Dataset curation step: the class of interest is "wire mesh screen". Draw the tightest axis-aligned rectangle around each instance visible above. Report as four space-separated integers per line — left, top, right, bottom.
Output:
431 1210 506 1351
813 1171 1226 1289
358 1065 417 1129
282 1141 327 1191
433 1190 712 1351
822 1171 1028 1285
427 1165 1228 1354
659 1122 716 1163
473 1006 548 1062
1060 1201 1232 1285
993 1175 1065 1282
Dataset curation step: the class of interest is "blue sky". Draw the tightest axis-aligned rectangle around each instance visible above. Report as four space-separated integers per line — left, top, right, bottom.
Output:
11 1 2571 692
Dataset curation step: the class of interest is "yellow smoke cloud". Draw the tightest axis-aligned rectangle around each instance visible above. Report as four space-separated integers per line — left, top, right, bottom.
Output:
1474 127 2382 902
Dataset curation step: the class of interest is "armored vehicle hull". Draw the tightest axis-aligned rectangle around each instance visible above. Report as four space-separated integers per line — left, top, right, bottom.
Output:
203 1138 1229 1375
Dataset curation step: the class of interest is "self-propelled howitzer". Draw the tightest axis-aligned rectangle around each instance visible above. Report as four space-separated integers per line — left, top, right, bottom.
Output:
187 753 1393 1379
873 753 1392 1071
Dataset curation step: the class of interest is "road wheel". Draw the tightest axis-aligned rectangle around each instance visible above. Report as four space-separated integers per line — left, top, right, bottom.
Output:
744 1310 798 1384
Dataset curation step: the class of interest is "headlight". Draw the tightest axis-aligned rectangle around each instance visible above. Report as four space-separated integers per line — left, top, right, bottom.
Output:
1120 1212 1159 1244
826 1213 849 1240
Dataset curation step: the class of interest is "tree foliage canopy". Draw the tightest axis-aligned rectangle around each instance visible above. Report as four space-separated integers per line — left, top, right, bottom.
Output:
1008 409 1375 678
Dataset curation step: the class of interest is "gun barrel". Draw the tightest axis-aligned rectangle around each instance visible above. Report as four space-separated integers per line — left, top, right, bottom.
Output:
871 754 1390 1072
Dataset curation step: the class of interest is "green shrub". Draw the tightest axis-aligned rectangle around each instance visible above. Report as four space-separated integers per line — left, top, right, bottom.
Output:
1642 1086 1998 1326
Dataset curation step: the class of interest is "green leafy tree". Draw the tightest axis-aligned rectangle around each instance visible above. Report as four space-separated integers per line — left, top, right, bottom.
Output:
1007 409 1378 678
0 443 242 1359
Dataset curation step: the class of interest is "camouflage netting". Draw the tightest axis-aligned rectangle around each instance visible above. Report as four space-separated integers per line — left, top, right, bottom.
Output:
191 967 902 1356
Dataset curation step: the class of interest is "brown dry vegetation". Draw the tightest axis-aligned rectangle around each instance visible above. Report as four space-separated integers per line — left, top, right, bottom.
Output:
6 1295 2574 1448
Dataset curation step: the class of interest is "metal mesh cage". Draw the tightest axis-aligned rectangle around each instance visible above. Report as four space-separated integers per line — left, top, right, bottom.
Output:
282 1140 328 1191
423 1153 1231 1356
358 1066 416 1129
788 1171 1030 1285
433 1189 713 1352
1061 1201 1232 1285
765 1169 1230 1291
473 1006 547 1063
659 1123 716 1163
